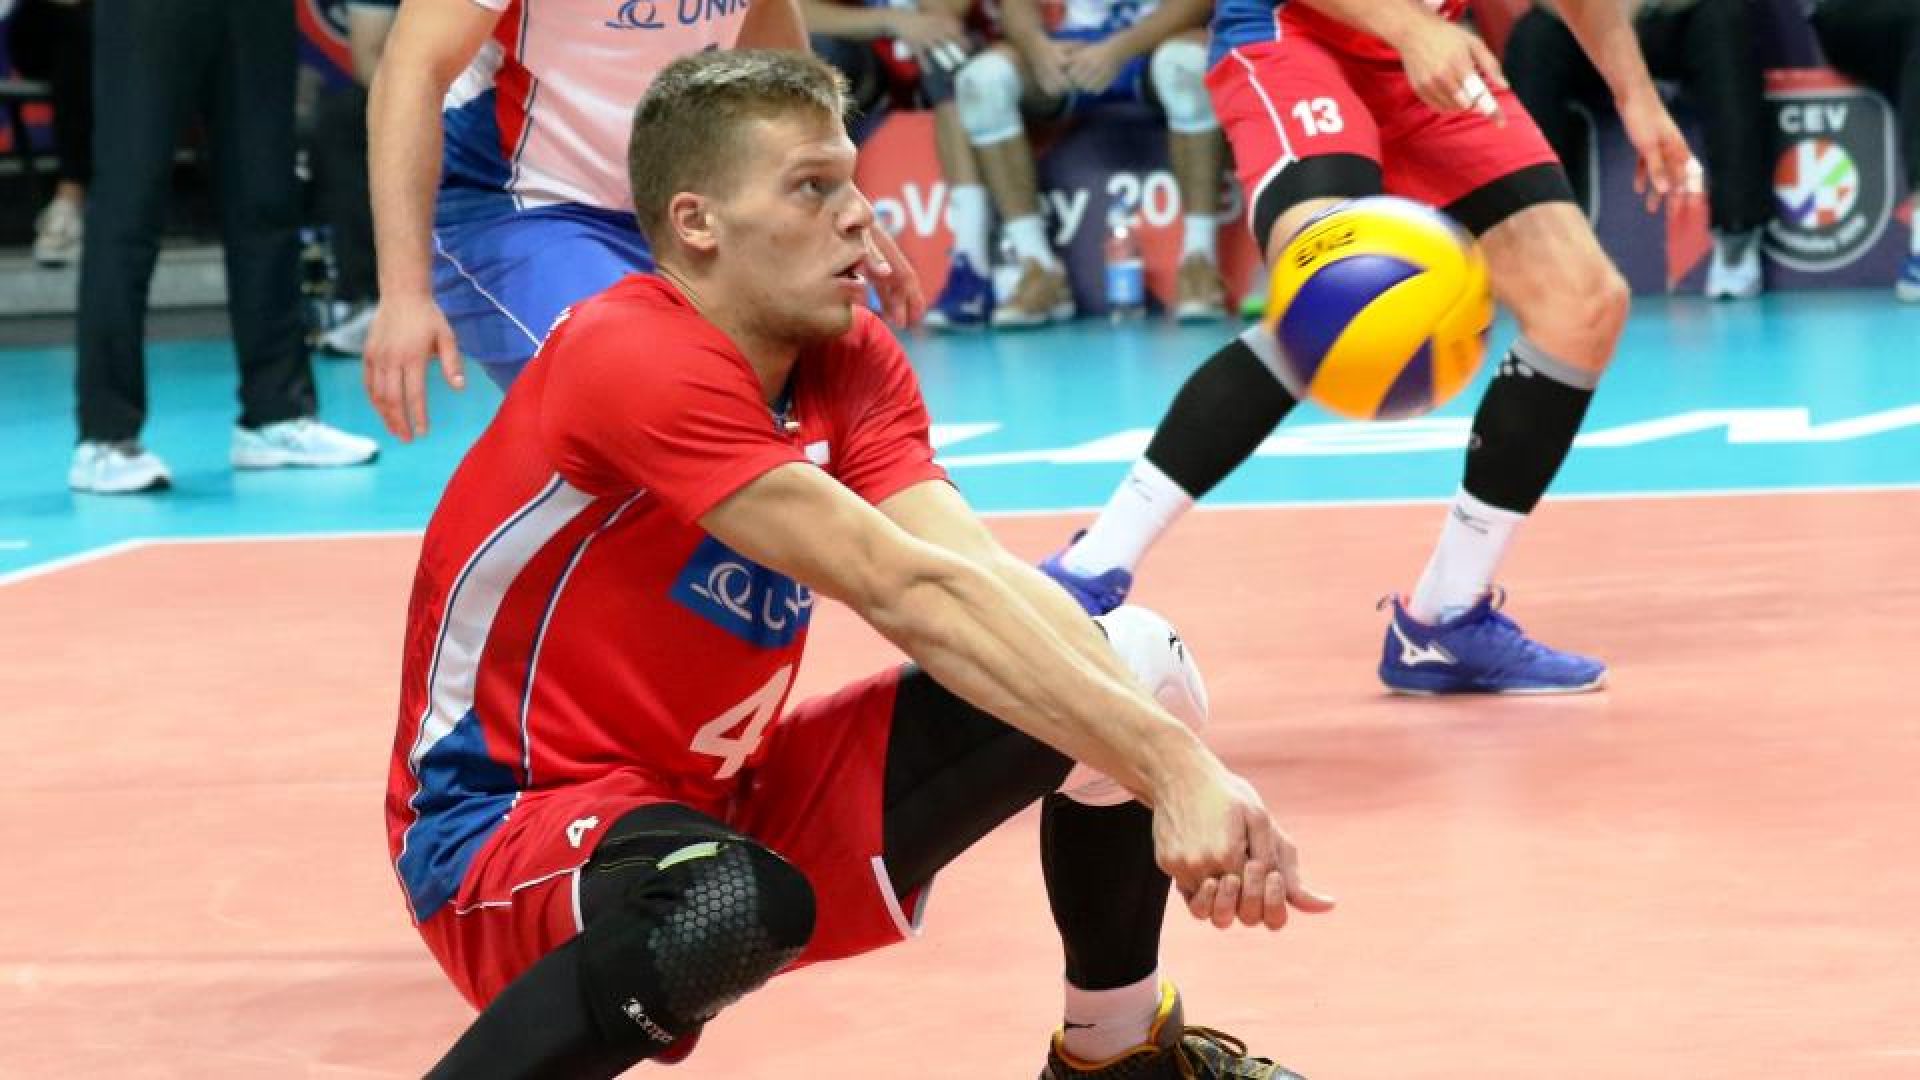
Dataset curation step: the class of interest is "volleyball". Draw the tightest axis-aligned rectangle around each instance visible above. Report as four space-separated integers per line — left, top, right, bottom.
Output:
1259 196 1493 421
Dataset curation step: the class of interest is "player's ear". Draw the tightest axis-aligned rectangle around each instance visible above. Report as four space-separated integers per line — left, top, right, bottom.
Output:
668 192 718 255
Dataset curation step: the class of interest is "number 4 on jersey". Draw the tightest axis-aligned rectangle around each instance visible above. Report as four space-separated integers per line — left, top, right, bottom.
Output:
690 665 795 779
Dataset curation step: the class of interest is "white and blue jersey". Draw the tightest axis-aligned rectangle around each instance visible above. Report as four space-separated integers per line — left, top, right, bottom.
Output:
433 0 750 380
439 0 749 222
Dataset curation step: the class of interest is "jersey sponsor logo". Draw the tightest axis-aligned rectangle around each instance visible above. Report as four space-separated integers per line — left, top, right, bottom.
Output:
604 0 748 31
1766 89 1897 271
671 536 814 648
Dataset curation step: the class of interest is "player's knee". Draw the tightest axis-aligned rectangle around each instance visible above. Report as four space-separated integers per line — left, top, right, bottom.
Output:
1514 250 1629 369
956 49 1025 145
577 840 814 1055
1149 40 1217 135
1060 605 1209 806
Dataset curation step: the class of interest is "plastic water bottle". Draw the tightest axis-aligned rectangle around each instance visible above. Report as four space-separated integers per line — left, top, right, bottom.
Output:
1104 201 1145 322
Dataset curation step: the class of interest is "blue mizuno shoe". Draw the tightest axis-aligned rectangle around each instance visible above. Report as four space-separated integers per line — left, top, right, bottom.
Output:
1897 253 1920 303
1378 589 1606 695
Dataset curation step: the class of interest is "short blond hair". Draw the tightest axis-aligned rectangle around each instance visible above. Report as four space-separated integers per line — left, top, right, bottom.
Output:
628 50 849 245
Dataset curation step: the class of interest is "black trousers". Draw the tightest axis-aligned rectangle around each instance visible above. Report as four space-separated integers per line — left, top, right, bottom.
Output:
1505 0 1773 233
8 0 93 186
310 83 377 305
1812 0 1920 192
75 0 315 442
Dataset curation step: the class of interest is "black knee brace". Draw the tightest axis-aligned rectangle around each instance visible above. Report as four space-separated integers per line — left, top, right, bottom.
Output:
577 833 816 1056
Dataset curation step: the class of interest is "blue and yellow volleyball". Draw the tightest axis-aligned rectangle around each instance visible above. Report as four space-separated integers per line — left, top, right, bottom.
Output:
1260 196 1493 421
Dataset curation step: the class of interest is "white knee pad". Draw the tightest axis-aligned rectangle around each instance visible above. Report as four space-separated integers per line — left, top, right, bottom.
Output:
1150 40 1218 135
1060 605 1210 807
956 49 1026 145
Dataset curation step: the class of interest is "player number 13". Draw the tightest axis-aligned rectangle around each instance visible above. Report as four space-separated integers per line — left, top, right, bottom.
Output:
690 664 795 779
1291 97 1344 136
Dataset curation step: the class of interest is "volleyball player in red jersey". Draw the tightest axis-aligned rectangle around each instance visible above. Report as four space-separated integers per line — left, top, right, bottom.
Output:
388 50 1329 1079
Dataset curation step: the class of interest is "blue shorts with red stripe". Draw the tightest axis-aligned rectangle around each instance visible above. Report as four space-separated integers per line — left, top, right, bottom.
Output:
431 201 653 388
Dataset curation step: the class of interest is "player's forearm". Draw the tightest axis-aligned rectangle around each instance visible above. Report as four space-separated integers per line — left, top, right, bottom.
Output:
799 0 897 40
738 0 810 50
866 556 1214 805
368 63 449 301
1555 0 1661 106
1299 0 1442 48
1000 0 1052 51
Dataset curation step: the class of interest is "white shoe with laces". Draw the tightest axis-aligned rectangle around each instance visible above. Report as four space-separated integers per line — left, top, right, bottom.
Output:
69 440 171 494
1705 228 1762 300
34 197 84 268
231 418 379 469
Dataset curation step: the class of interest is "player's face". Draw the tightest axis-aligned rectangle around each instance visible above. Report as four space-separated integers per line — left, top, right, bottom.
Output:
710 112 872 341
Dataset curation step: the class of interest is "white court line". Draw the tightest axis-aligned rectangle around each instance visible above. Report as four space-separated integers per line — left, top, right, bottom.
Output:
0 540 27 551
3 482 1917 587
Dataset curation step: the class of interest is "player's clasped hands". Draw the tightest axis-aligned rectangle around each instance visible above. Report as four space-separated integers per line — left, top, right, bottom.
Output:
1153 766 1336 931
1061 40 1126 94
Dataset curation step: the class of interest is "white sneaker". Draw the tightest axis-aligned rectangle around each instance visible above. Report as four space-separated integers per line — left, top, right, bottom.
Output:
318 303 378 356
34 197 84 268
231 418 379 469
69 440 171 494
1705 228 1762 300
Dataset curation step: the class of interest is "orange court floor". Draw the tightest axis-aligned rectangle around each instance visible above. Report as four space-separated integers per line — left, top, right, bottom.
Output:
2 494 1914 1079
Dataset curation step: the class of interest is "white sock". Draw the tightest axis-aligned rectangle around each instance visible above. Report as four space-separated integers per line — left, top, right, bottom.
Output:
1003 213 1058 269
1408 488 1525 623
1181 213 1217 262
1062 459 1194 576
1061 972 1163 1063
947 184 992 270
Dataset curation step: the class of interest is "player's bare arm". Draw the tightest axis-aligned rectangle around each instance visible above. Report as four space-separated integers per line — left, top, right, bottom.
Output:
698 463 1318 918
738 0 810 50
1553 0 1701 210
364 0 498 441
1301 0 1508 120
999 0 1074 98
877 478 1337 929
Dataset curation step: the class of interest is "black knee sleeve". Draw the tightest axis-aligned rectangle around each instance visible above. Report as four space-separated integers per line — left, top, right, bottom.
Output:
578 836 815 1056
1143 330 1300 498
1464 344 1598 514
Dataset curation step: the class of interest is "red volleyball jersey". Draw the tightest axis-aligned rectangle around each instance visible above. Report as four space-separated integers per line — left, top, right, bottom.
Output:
385 275 945 922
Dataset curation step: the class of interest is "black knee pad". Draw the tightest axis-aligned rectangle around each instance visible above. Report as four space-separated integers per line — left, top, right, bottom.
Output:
577 838 815 1055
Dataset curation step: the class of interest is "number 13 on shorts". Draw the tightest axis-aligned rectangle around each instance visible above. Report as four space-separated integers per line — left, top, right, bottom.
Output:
1291 97 1344 137
691 665 796 779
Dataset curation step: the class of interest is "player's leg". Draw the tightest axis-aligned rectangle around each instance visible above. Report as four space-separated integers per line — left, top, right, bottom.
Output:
1808 0 1920 299
923 52 999 330
431 204 654 389
742 610 1297 1076
1044 39 1383 613
1645 0 1771 298
1148 31 1229 321
1375 78 1623 694
423 803 814 1078
955 43 1075 326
